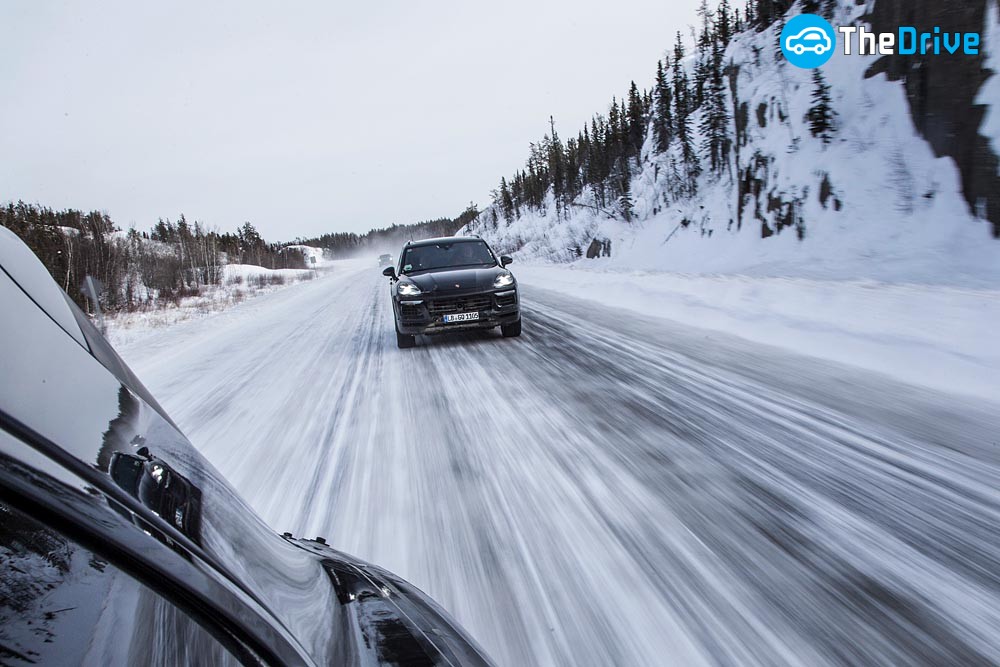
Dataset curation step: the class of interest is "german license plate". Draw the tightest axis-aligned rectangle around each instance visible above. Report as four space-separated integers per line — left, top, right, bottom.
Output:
443 312 479 323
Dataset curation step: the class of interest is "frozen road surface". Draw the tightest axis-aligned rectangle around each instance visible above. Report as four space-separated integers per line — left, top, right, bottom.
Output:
119 260 1000 666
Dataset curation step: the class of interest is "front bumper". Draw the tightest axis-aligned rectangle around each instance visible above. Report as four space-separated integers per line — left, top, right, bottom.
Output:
393 288 520 335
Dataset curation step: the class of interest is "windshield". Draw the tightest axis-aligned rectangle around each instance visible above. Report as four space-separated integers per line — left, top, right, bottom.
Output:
401 241 495 274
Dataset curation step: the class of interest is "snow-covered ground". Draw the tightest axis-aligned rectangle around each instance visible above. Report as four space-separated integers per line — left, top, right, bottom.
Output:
116 262 1000 667
105 262 323 348
515 264 1000 401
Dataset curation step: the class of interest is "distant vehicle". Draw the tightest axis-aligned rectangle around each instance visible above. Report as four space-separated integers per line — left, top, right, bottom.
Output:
378 253 393 267
785 26 832 55
383 236 520 348
0 226 494 666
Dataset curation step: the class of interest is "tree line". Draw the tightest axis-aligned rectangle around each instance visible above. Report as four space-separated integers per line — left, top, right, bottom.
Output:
294 204 481 258
1 201 306 313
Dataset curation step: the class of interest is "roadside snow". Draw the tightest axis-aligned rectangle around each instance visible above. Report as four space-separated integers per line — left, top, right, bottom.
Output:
517 264 1000 401
221 264 316 282
105 263 324 349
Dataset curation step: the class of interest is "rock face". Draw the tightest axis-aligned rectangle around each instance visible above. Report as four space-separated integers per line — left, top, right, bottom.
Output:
586 238 611 259
866 0 1000 237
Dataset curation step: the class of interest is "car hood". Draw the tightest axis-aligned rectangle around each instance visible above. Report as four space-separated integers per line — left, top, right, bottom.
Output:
404 267 506 294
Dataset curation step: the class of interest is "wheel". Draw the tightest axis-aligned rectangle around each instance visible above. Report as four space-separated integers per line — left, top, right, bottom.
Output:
395 325 416 348
500 318 521 338
793 44 805 55
396 331 415 348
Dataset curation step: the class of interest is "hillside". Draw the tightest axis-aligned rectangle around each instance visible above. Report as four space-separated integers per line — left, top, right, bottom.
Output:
461 0 1000 288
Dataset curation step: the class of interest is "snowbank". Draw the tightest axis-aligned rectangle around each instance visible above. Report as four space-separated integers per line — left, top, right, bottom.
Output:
106 263 322 348
222 263 316 283
283 244 328 267
517 264 1000 401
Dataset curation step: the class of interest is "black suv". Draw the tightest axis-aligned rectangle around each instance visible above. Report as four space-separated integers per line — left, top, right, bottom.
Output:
0 226 493 666
383 236 521 348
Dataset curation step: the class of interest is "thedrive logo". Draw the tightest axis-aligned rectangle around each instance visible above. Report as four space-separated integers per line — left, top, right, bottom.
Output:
781 13 983 70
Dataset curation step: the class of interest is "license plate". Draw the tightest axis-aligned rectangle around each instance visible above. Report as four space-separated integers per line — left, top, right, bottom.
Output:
443 312 479 323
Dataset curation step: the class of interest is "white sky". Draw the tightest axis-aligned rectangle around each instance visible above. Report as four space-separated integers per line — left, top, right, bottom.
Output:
1 0 701 239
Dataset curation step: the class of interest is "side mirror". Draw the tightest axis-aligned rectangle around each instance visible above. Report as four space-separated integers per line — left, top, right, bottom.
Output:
500 255 513 267
382 267 396 279
135 446 151 459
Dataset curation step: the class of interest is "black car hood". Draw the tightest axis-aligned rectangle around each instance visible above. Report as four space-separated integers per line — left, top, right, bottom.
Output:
404 267 505 294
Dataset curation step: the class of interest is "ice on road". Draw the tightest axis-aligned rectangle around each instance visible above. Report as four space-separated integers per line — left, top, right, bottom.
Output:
119 260 1000 666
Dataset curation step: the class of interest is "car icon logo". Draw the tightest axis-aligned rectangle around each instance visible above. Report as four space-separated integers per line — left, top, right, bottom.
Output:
780 14 836 68
786 27 832 55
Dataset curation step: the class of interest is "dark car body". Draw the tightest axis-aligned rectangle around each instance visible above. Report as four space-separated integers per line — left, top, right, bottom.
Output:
0 226 494 666
109 449 204 541
383 237 520 348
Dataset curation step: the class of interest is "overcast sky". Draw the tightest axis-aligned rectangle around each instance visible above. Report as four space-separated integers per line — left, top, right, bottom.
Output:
2 0 702 240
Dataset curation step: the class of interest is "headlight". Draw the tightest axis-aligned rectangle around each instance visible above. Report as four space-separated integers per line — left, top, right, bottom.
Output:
397 282 422 296
493 271 514 289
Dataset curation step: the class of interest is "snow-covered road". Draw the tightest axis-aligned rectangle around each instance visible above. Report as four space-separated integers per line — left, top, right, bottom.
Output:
119 259 1000 666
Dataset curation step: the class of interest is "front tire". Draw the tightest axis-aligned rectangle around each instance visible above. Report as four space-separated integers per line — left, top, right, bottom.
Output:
501 318 521 338
395 324 416 348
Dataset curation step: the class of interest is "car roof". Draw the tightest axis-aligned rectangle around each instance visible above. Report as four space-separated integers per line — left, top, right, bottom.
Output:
404 235 482 248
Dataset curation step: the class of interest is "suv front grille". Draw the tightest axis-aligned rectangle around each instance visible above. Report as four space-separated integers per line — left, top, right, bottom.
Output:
427 295 492 315
400 303 423 320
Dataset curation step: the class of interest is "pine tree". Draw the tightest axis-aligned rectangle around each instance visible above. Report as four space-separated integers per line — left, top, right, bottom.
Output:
653 58 673 153
499 177 514 221
675 100 700 190
626 81 646 156
608 97 624 174
756 0 773 27
773 13 785 62
671 32 689 124
547 116 567 214
696 0 713 49
694 0 713 108
717 0 733 44
564 136 581 202
806 70 836 144
669 31 699 185
700 37 730 173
